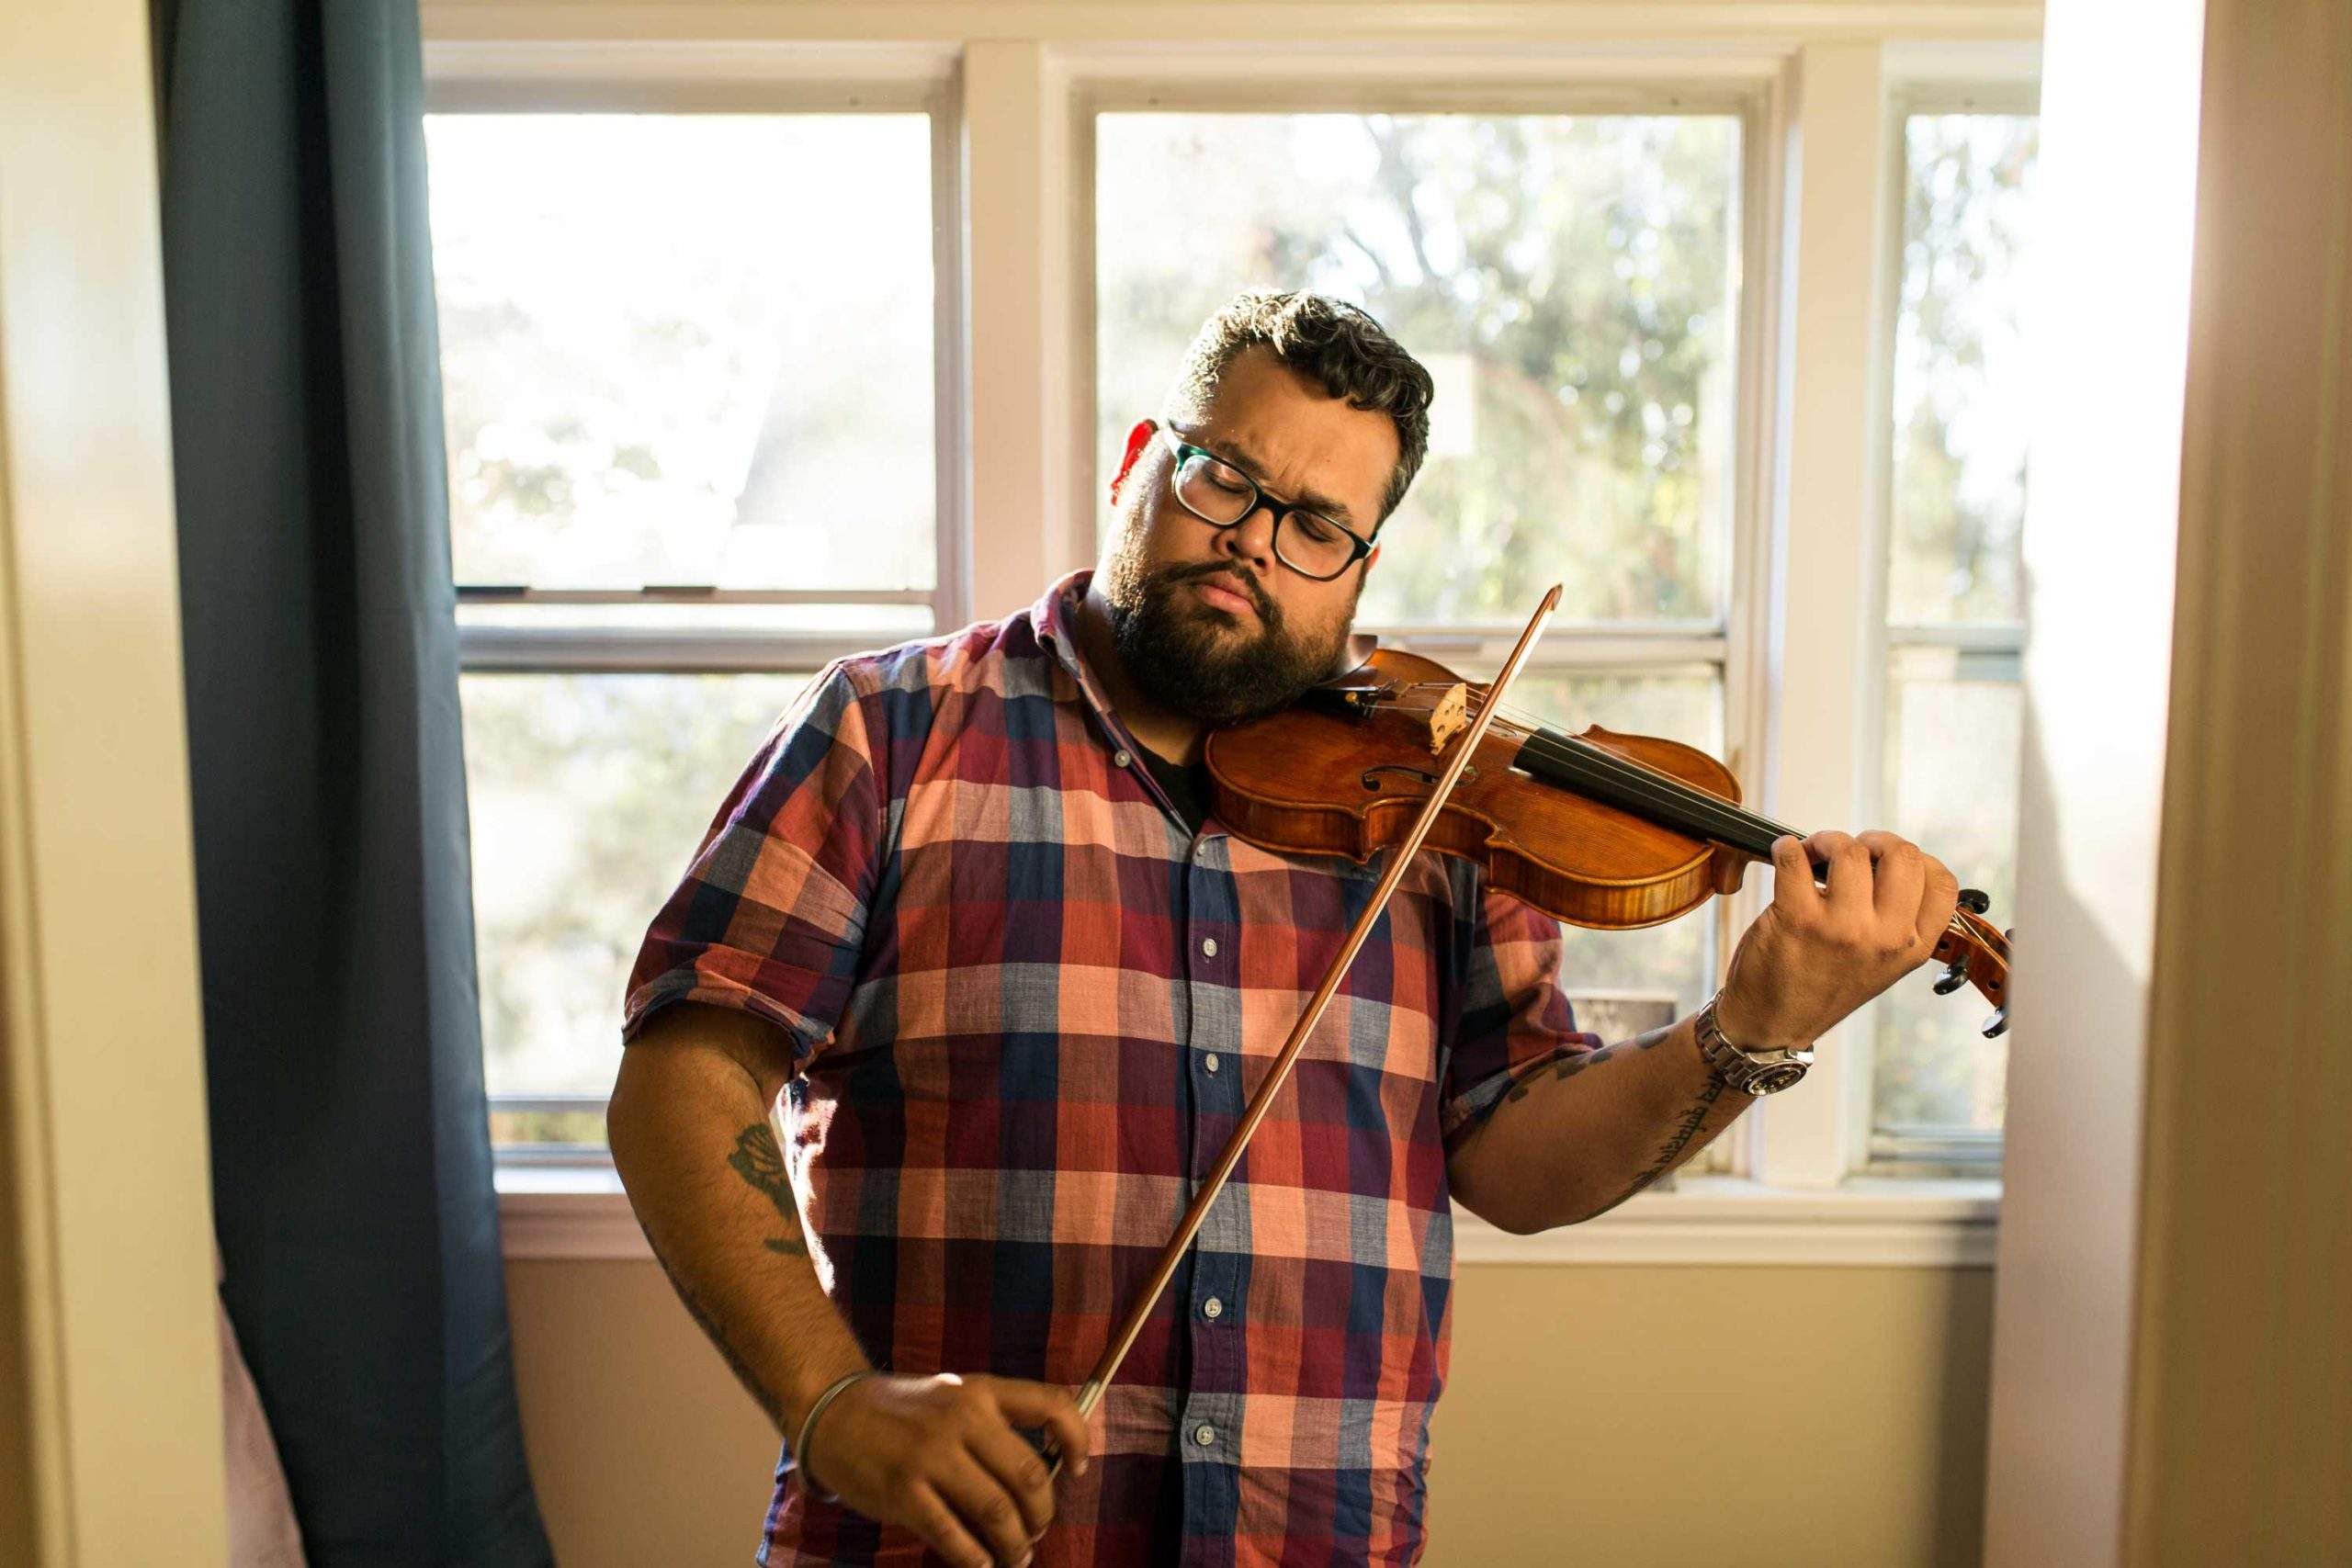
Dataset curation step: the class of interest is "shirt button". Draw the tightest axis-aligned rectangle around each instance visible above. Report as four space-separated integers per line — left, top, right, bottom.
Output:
1203 1296 1224 1320
1204 1053 1220 1074
1113 749 1133 768
1193 1423 1217 1448
1200 937 1218 957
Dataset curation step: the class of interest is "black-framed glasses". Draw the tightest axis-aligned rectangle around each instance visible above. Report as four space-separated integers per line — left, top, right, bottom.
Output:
1157 426 1375 581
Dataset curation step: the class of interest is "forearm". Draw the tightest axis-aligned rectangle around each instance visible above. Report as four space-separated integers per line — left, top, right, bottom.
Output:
1446 1018 1753 1233
607 1032 871 1435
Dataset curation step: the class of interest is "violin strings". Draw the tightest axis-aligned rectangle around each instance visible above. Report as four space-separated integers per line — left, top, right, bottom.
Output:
1383 695 1790 852
1345 682 1992 952
1368 686 1753 829
1516 728 1797 853
1360 684 1996 953
1364 682 1798 850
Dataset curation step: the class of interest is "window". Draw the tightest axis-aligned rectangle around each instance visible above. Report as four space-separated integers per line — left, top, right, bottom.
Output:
1096 110 1745 1028
424 107 949 1153
422 23 2044 1219
1869 107 2039 1170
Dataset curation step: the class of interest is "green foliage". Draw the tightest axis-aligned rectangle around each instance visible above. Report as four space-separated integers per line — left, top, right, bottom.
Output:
1099 113 1739 626
1888 115 2039 626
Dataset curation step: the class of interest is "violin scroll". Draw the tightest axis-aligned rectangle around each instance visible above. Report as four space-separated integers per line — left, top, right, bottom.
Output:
1928 904 2012 1037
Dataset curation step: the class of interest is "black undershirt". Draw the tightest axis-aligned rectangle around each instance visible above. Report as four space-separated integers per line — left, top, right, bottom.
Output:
1135 742 1215 836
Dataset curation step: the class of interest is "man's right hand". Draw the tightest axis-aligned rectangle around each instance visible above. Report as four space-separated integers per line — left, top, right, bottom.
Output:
801 1372 1093 1568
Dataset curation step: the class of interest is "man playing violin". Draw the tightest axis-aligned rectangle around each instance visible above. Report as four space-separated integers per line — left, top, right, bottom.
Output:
608 289 1962 1568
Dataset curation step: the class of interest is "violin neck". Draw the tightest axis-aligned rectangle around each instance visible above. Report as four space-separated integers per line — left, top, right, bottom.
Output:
1513 726 1793 860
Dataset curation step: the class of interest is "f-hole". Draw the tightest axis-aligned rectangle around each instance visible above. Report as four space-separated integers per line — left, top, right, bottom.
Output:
1362 763 1476 792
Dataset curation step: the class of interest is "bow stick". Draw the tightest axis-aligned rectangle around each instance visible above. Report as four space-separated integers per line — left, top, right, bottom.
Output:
1043 583 1564 1480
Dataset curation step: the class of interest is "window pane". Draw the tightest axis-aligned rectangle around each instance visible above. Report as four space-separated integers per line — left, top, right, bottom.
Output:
424 114 935 592
1888 114 2038 625
1872 648 2021 1134
462 671 814 1140
1097 113 1741 626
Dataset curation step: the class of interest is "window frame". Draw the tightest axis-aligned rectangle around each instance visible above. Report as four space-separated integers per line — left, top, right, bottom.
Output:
1857 73 2041 1177
1073 70 1780 1177
415 9 2045 1263
426 48 969 661
424 49 966 1163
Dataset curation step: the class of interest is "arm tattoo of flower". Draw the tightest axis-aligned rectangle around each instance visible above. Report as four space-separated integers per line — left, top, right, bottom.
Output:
727 1121 811 1258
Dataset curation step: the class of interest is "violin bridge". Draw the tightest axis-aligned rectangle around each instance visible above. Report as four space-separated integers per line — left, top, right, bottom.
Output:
1427 682 1470 755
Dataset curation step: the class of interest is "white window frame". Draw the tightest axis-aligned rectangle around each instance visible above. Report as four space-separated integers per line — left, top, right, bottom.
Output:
424 45 968 1166
1071 63 1773 1181
1856 66 2041 1178
417 4 2041 1267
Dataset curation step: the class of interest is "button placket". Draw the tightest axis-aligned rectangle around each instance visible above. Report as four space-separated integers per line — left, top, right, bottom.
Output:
1178 837 1248 1509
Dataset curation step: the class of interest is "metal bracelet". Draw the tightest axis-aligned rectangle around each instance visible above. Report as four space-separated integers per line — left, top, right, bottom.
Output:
793 1369 883 1504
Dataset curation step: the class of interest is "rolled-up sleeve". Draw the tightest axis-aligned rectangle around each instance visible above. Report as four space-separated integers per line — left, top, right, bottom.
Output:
621 660 884 1064
1439 887 1604 1152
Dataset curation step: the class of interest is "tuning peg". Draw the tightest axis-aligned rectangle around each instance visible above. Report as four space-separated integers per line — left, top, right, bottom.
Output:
1931 953 1970 995
1982 1007 2008 1039
1957 887 1992 915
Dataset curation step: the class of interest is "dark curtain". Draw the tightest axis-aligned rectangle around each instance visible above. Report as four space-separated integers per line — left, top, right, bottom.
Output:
152 2 554 1562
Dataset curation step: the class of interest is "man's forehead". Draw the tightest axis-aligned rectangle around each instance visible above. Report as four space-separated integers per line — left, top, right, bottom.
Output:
1185 351 1397 523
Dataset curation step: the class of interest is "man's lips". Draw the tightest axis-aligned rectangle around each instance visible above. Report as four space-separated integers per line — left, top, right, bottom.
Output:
1191 577 1260 619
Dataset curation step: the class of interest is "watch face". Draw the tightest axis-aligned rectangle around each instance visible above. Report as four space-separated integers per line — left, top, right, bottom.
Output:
1751 1062 1809 1095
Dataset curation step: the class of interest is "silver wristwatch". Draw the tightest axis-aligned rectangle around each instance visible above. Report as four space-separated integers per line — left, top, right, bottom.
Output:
1693 994 1814 1096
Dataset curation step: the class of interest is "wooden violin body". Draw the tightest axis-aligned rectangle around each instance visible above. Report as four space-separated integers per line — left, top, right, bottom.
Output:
1204 647 2012 1030
1206 649 1748 931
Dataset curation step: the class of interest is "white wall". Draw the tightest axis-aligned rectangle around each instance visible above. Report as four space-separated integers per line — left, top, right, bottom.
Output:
1977 0 2202 1560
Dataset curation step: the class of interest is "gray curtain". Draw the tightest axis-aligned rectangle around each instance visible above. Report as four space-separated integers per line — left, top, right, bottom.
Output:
153 1 554 1562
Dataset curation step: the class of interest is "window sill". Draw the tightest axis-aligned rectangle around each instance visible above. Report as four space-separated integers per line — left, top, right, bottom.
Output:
494 1166 1996 1269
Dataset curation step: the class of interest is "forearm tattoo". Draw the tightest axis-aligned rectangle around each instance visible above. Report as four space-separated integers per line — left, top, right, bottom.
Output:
728 1120 812 1258
1501 1023 1675 1104
1614 1074 1726 1206
1495 1022 1730 1209
642 1225 789 1430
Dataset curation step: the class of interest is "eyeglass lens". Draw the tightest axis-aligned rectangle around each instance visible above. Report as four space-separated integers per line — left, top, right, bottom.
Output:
1172 453 1359 579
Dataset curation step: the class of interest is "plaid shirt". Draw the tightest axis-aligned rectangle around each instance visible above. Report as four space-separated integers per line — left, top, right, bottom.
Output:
624 571 1596 1567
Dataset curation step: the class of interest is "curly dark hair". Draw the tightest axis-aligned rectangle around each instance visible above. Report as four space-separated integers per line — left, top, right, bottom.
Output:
1162 290 1434 526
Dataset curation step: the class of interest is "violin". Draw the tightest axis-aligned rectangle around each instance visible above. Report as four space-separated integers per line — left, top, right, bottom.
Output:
1203 645 2013 1037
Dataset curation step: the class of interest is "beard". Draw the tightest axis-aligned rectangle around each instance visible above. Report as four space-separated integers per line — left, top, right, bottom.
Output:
1098 532 1359 727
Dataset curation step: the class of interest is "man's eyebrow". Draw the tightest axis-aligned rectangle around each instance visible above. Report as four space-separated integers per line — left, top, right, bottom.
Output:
1200 434 1363 525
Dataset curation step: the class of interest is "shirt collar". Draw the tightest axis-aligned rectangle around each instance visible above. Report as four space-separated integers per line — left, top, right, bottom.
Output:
1029 568 1135 742
1028 567 1091 663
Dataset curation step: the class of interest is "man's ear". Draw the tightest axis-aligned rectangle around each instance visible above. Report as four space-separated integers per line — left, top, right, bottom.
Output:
1364 541 1381 575
1108 418 1158 505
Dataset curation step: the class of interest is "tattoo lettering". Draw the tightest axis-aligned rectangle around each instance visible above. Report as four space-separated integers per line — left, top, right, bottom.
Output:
642 1226 788 1431
1615 1074 1727 1206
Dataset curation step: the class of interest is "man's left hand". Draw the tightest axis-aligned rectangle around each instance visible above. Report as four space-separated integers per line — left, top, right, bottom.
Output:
1715 829 1962 1050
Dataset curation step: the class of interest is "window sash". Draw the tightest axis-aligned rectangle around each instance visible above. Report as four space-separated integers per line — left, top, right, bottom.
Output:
1855 86 2039 1173
424 75 970 638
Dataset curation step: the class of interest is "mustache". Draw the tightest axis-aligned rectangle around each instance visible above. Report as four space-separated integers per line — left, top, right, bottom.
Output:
1158 561 1278 624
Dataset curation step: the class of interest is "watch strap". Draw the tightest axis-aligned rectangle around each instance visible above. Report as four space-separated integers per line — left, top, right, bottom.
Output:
1693 994 1815 1096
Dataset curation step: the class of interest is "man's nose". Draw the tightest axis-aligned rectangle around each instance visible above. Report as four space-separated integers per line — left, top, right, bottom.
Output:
1216 504 1280 573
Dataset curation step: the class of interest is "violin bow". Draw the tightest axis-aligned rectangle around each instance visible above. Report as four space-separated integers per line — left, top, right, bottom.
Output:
1044 583 1565 1477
